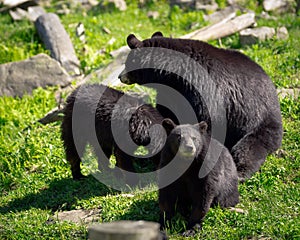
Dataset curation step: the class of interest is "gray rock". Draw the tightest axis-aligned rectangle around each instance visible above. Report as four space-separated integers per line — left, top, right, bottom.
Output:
35 13 81 75
8 6 46 21
258 11 278 20
72 0 98 9
55 209 101 224
170 0 218 10
170 0 194 8
3 0 31 6
27 6 46 21
195 0 218 11
110 45 130 58
76 22 86 43
204 5 237 24
84 45 129 86
107 0 127 11
9 7 27 20
277 88 300 99
147 11 159 19
276 26 289 40
0 54 71 97
263 0 294 12
89 221 160 240
239 26 276 45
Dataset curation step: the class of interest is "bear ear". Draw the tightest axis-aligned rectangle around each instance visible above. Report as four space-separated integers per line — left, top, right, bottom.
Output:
127 34 141 49
151 31 164 38
196 121 208 134
162 118 176 135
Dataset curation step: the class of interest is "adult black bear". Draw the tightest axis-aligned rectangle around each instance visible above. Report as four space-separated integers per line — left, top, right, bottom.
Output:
61 84 164 182
119 32 282 181
159 118 239 236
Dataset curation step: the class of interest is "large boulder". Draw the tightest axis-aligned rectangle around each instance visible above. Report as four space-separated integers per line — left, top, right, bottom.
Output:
0 54 71 97
35 13 81 75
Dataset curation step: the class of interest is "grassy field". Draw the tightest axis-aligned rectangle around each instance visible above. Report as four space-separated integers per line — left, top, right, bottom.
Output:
0 1 299 239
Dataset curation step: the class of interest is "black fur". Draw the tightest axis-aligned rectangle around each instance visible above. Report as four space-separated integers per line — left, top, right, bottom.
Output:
119 32 283 181
61 84 164 181
159 119 239 236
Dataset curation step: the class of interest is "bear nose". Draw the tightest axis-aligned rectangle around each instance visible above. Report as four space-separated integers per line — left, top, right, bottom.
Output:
118 69 131 84
118 68 127 80
185 145 195 152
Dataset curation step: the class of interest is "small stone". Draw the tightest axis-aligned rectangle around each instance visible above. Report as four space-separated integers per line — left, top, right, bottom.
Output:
107 0 127 11
240 27 276 45
170 0 194 8
228 207 247 214
276 26 289 40
195 0 218 11
9 8 27 21
107 37 116 45
76 22 86 43
55 208 101 224
263 0 294 13
277 88 300 99
27 6 46 22
102 26 111 34
204 5 237 24
147 11 159 19
110 45 130 58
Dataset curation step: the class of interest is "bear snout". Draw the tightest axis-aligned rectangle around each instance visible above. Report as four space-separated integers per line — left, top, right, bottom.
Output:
178 142 197 158
118 69 131 84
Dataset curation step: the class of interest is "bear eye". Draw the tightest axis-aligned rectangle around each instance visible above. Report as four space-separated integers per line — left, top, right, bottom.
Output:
191 136 197 141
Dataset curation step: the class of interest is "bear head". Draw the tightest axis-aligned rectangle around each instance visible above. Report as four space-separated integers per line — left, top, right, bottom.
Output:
162 118 208 160
119 32 168 85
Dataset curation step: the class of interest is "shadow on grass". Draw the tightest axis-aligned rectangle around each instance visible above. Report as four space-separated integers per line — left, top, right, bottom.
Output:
116 198 160 223
0 175 119 214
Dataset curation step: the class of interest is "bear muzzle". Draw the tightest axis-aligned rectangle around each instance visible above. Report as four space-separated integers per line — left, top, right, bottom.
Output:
118 69 131 84
178 143 197 158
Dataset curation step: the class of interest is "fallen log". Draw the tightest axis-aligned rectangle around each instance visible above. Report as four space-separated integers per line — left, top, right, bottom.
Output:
181 12 256 41
0 0 37 13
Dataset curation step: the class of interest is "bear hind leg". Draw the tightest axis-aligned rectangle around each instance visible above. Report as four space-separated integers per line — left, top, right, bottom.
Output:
231 120 282 181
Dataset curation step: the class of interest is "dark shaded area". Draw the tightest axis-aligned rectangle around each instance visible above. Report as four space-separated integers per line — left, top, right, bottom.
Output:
0 175 118 214
117 198 159 222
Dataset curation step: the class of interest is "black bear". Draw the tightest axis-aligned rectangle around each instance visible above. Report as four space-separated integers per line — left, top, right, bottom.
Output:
119 32 283 181
61 84 164 182
158 118 239 236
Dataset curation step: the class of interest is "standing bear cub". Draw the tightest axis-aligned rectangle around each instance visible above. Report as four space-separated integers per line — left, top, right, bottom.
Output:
61 84 164 182
159 119 239 236
119 31 283 181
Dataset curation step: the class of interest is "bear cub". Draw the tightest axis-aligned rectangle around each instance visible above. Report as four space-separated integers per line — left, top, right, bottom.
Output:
159 119 239 236
61 84 164 182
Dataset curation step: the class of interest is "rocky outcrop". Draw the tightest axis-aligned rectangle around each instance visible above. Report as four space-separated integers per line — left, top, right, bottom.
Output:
0 54 71 97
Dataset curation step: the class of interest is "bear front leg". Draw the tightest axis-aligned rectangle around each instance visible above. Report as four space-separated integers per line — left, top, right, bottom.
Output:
114 147 139 186
183 195 214 237
65 141 86 180
70 158 85 180
159 186 178 230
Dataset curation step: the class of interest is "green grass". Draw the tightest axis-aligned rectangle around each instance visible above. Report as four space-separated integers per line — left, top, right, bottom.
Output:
0 1 300 239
